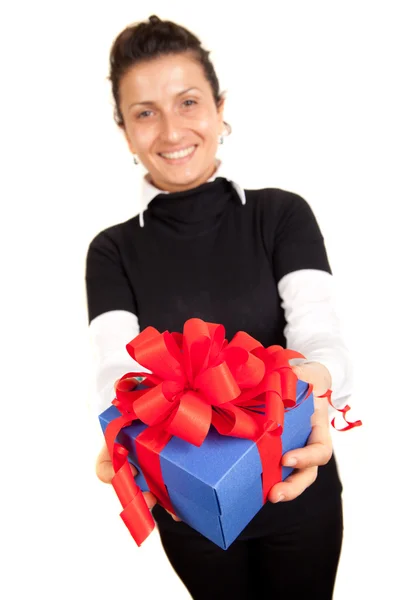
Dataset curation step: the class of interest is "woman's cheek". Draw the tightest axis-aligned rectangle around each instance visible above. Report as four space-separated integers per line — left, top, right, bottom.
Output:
129 125 158 153
194 113 219 141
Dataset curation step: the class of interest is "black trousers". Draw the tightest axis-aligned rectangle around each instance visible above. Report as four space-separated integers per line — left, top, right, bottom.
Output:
154 456 343 599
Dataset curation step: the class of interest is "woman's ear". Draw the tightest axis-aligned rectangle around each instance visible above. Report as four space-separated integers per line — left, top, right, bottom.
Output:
217 97 226 135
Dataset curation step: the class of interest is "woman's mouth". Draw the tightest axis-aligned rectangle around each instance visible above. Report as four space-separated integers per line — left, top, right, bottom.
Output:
158 145 197 165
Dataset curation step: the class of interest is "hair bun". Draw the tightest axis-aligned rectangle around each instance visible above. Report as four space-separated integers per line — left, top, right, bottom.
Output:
148 15 161 25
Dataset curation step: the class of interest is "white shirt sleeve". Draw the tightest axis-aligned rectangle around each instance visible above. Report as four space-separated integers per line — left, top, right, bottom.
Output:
88 309 149 416
277 268 353 409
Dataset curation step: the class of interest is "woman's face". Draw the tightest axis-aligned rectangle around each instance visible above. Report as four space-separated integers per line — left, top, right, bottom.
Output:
119 53 225 193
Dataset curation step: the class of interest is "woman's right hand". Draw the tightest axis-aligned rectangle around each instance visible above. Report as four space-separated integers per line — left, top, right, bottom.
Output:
95 442 181 520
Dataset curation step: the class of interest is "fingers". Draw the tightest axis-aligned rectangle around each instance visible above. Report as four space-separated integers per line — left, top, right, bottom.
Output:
282 441 332 470
95 442 114 483
291 362 331 397
166 510 182 522
269 386 333 503
282 394 332 470
143 491 158 511
307 395 333 461
268 466 318 502
95 444 161 514
95 442 138 484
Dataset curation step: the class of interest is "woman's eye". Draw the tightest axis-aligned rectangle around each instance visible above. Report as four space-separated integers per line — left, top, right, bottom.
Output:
183 99 197 107
138 110 153 119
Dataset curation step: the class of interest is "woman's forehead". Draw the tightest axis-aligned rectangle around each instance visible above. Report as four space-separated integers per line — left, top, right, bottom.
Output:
120 55 208 102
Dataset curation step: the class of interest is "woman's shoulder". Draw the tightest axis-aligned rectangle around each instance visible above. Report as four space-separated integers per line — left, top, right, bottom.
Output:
87 214 141 251
245 185 309 205
243 186 314 221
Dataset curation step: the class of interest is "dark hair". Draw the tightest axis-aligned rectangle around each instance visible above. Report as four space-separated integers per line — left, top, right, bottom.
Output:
108 15 231 133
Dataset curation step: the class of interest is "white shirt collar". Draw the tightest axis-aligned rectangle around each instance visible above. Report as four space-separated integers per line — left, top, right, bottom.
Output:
139 159 246 227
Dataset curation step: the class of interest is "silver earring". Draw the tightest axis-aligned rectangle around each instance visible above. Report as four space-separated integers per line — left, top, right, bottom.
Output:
133 155 139 165
219 135 224 145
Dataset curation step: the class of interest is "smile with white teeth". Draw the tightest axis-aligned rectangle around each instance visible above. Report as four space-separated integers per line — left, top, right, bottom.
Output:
160 145 196 159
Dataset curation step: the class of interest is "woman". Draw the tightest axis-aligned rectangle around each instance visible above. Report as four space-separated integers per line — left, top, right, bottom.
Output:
86 15 351 599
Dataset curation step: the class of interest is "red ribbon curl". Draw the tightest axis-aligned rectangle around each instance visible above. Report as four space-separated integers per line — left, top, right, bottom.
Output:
317 388 362 431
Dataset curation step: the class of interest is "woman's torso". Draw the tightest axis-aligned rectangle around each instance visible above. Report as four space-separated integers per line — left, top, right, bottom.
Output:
97 177 343 537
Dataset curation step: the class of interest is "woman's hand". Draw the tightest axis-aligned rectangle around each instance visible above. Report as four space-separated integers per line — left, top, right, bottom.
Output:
268 361 333 503
95 442 181 521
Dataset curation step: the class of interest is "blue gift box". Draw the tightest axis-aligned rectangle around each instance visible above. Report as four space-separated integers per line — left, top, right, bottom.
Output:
99 379 313 549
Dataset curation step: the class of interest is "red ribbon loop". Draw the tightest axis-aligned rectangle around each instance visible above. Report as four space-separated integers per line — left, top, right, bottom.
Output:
165 391 212 447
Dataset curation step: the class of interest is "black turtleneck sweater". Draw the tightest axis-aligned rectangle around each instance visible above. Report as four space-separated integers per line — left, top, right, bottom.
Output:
86 177 330 343
85 177 342 538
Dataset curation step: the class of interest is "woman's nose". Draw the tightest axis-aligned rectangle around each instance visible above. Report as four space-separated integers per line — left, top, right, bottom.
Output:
159 114 184 144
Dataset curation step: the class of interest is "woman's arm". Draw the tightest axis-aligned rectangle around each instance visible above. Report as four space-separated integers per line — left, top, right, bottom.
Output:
88 309 149 415
264 191 353 502
278 268 353 409
85 230 148 414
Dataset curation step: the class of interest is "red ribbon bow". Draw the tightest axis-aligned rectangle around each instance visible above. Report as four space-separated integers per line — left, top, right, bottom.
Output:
104 319 305 545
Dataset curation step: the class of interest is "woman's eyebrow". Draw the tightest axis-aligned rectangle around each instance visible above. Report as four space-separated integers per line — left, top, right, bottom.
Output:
129 87 201 109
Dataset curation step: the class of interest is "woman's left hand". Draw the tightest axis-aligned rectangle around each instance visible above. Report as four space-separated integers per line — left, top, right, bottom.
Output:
268 361 333 503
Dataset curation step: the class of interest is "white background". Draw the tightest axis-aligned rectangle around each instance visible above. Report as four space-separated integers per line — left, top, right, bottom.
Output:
1 1 399 598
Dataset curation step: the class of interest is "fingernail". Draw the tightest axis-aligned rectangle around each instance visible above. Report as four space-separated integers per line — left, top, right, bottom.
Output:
286 457 297 466
276 494 285 503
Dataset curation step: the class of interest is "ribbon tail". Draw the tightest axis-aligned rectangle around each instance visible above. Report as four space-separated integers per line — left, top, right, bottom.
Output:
319 389 363 431
112 461 155 546
135 427 176 516
256 430 282 503
105 414 155 546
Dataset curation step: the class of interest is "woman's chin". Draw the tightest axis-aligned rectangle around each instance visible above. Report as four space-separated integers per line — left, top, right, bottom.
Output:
152 168 207 191
148 151 217 191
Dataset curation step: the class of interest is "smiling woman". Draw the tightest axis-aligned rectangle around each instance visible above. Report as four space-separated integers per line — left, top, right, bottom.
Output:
85 14 353 600
108 18 231 193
